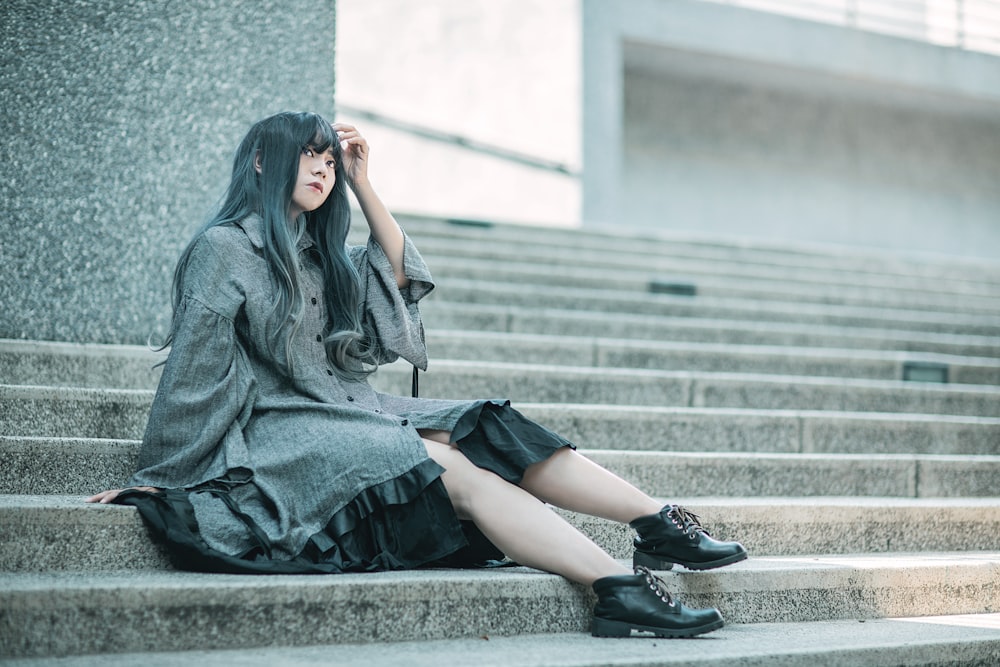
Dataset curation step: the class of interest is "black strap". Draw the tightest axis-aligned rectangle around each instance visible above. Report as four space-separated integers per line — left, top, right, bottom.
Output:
411 365 419 398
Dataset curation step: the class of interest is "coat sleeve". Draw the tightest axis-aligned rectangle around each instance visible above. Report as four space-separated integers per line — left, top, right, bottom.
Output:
349 232 435 369
129 234 257 490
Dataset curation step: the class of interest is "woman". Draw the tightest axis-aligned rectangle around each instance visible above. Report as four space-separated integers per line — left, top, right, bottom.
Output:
87 111 747 638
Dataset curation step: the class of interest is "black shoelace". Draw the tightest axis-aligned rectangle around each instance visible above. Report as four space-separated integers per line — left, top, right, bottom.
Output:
666 504 713 537
635 565 676 607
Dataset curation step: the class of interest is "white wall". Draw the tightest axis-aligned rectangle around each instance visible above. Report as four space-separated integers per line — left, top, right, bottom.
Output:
335 0 582 226
622 55 1000 257
583 0 1000 259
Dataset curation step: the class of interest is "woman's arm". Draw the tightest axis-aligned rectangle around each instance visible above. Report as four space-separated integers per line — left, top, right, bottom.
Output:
334 122 409 289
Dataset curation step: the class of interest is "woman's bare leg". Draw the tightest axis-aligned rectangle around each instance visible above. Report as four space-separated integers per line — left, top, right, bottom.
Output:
418 429 661 525
422 439 630 586
520 448 663 523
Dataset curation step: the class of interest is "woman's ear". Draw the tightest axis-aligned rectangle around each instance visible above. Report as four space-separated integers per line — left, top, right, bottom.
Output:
254 151 262 174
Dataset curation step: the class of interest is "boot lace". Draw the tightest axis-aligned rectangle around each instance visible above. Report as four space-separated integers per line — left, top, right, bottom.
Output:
635 565 676 607
666 505 712 539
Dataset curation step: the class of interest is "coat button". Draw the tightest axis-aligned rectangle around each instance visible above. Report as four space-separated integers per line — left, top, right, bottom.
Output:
316 334 322 342
311 297 318 305
374 409 382 414
346 395 355 401
401 419 409 426
326 369 333 376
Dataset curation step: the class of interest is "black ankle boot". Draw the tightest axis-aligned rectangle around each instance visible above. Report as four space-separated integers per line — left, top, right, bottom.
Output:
631 504 747 571
591 565 724 638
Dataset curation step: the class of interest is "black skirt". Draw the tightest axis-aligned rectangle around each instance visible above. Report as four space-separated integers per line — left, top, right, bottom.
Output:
117 402 574 574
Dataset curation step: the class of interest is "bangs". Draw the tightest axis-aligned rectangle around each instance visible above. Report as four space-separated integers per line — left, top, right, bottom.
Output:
302 113 338 154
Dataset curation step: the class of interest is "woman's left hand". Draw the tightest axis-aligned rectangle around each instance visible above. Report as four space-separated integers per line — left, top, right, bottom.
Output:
85 486 160 504
333 122 369 188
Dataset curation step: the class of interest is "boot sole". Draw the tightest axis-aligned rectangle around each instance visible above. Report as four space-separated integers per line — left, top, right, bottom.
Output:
591 616 725 638
633 549 748 571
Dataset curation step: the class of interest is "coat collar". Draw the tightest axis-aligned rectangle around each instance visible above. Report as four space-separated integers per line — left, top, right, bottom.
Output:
235 214 316 252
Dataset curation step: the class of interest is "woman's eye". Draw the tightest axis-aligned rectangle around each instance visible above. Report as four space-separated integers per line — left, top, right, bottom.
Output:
326 160 336 169
303 147 314 157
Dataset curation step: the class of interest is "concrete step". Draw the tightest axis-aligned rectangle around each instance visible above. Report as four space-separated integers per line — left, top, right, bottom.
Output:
3 552 998 657
0 338 166 390
0 385 151 440
5 394 999 455
375 362 1000 417
5 495 1000 573
5 369 999 444
427 331 1000 385
12 616 1000 667
5 433 998 497
517 405 1000 456
426 255 1000 316
387 215 1000 287
4 432 999 497
585 451 1000 499
413 233 1000 298
428 278 1000 332
6 335 999 392
422 302 1000 358
567 497 1000 560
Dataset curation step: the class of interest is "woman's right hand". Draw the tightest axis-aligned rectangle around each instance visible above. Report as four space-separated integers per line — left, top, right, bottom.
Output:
85 487 160 504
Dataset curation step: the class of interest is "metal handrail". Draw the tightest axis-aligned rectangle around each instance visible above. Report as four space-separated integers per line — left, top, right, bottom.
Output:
705 0 1000 53
334 104 579 177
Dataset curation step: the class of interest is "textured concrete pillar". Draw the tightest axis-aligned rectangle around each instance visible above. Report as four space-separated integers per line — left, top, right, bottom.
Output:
0 0 336 344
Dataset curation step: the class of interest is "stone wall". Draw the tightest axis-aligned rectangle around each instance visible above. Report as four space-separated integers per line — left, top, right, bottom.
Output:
0 0 336 344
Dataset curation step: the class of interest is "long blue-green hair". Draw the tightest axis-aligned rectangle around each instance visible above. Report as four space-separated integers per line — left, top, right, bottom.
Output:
163 111 373 380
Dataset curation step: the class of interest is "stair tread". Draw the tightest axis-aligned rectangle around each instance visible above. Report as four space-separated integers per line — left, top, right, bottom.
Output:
7 615 999 667
3 550 999 589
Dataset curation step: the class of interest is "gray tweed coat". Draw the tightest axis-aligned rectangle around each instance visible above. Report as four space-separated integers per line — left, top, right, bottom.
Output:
129 215 488 559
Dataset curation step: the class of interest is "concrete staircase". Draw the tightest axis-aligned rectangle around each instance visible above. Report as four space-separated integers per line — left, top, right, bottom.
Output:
2 215 1000 665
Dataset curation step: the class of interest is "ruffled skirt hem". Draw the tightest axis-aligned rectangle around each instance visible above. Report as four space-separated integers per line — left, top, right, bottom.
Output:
117 402 573 574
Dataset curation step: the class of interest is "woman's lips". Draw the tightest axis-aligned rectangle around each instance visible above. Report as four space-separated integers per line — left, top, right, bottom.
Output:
307 182 324 193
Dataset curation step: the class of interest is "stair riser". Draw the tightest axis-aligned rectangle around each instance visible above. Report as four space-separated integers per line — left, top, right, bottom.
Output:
422 304 1000 359
7 339 999 390
0 391 149 440
524 407 999 456
2 560 997 658
393 221 1000 288
6 502 1000 573
586 452 1000 499
0 349 163 390
0 439 138 495
0 575 590 658
428 281 1000 328
4 438 999 498
568 508 1000 561
428 264 1000 320
429 338 1000 386
419 247 1000 300
5 398 999 456
375 367 1000 417
0 507 172 571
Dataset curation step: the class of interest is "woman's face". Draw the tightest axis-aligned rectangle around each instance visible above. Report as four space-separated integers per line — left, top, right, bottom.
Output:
289 145 337 218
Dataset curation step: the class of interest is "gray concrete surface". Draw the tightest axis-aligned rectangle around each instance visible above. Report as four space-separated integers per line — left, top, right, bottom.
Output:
582 1 1000 258
0 0 336 344
6 616 1000 667
4 438 999 498
6 495 1000 573
2 553 998 657
423 303 1000 358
